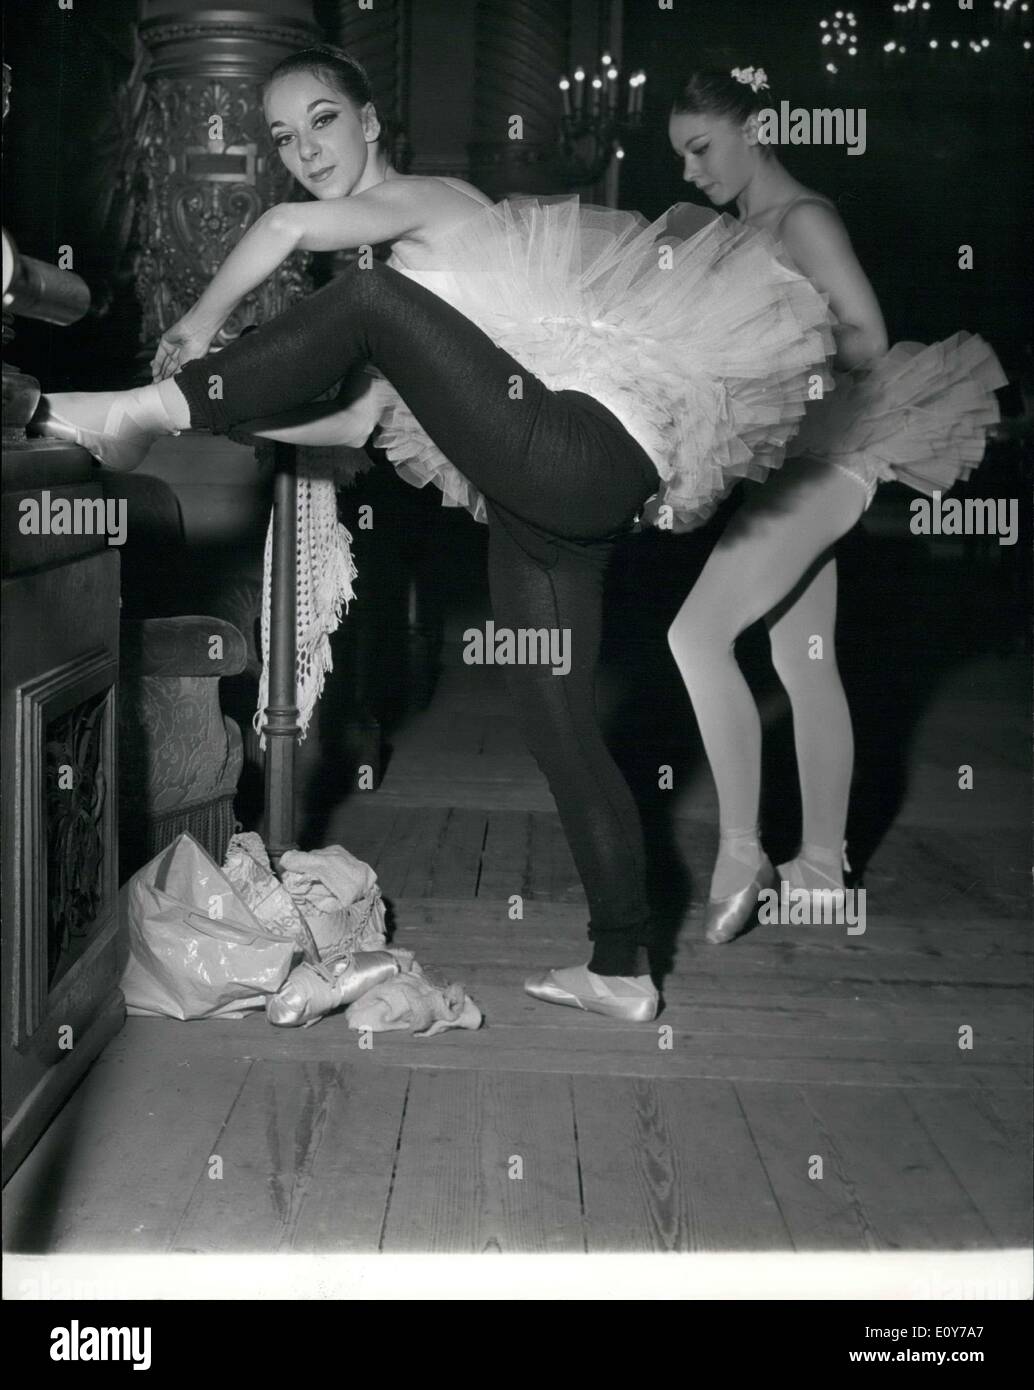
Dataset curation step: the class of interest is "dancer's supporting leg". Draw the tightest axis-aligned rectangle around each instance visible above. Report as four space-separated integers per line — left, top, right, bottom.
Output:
486 506 652 976
41 262 660 982
667 457 866 925
765 547 855 888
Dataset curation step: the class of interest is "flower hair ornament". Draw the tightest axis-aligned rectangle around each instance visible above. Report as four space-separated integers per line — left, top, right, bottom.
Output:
731 66 769 92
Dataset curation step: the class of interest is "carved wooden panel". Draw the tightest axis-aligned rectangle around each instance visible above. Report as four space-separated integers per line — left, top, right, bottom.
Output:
16 650 117 1043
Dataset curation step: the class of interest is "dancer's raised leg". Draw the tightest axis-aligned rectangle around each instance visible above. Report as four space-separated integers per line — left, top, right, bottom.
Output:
40 261 656 537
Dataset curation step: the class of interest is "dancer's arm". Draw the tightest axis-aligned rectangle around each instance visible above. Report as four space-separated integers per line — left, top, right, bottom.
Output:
154 180 450 379
779 203 888 370
190 182 424 326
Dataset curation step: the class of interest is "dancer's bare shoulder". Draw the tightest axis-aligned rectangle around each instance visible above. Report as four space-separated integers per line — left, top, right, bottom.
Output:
777 193 856 278
388 173 494 215
387 174 495 261
746 183 838 237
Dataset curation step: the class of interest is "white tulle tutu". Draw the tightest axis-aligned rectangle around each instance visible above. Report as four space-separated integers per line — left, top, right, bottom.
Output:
788 332 1007 500
374 196 836 526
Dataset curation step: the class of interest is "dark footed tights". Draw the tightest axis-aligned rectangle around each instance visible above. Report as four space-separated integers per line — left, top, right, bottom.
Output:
485 508 653 972
177 260 659 972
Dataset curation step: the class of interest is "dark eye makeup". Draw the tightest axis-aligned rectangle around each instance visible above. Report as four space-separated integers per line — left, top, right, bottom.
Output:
273 111 338 148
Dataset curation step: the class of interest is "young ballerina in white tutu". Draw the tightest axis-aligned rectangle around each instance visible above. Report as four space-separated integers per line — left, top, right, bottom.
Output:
664 64 1006 944
34 46 836 1018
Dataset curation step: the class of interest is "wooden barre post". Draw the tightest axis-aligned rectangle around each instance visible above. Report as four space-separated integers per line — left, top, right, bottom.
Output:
263 442 299 867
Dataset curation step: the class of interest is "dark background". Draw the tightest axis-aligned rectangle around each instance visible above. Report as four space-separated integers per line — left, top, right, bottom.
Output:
2 0 1031 385
618 0 1033 364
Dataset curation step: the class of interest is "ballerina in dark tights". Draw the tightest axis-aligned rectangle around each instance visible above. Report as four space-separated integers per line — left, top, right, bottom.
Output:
35 46 834 1022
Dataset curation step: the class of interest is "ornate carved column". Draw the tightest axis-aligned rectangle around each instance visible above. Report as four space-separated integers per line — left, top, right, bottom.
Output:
468 0 568 197
132 2 322 355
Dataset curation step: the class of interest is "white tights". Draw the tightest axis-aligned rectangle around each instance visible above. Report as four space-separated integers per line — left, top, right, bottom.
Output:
668 456 868 898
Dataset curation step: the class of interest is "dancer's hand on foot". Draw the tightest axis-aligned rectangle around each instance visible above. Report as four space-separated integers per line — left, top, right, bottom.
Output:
151 314 217 381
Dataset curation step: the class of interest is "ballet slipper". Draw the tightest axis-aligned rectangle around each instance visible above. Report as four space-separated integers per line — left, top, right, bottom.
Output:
32 395 161 472
523 963 658 1021
266 950 399 1028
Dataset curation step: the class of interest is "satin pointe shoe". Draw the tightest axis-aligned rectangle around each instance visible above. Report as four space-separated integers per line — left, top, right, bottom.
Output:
31 395 163 472
266 950 399 1027
523 963 659 1022
777 843 849 910
704 856 776 944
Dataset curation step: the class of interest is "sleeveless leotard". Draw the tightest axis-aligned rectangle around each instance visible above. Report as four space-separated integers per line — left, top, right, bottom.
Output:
765 195 1005 509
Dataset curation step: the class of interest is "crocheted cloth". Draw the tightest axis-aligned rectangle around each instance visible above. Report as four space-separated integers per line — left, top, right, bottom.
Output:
254 463 357 748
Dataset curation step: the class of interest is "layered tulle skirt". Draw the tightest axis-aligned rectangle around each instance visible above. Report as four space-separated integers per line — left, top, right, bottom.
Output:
374 196 836 525
788 332 1007 497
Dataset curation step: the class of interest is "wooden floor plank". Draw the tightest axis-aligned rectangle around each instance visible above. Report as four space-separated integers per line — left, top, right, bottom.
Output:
102 1016 1031 1089
528 812 584 902
907 1088 1034 1248
172 1060 407 1252
981 1085 1034 1154
374 807 449 898
424 806 486 900
2 1050 246 1253
575 1076 792 1252
736 1081 889 1251
283 1065 410 1252
378 980 1031 1046
320 802 400 875
847 825 1030 920
784 1085 998 1249
380 1070 583 1252
383 897 1029 959
733 1078 878 1256
476 808 532 903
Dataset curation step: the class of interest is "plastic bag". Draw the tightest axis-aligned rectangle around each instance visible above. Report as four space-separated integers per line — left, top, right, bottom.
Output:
121 833 300 1019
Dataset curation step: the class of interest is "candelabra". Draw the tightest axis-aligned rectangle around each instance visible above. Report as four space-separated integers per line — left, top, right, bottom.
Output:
557 53 646 187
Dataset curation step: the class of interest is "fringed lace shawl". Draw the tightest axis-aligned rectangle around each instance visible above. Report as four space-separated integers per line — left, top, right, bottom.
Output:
254 465 357 749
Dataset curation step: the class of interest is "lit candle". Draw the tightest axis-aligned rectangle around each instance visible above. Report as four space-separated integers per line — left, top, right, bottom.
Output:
606 142 623 212
574 67 585 116
636 71 647 115
606 65 618 113
591 74 603 116
559 76 572 119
